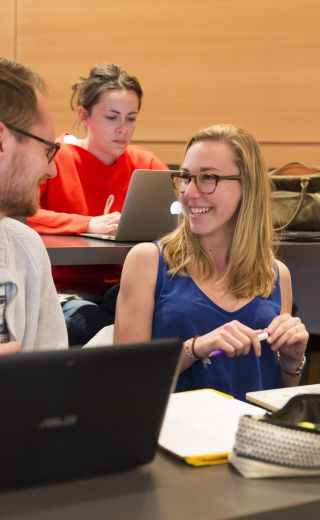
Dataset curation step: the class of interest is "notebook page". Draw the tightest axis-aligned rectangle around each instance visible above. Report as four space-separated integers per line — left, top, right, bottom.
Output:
158 389 264 458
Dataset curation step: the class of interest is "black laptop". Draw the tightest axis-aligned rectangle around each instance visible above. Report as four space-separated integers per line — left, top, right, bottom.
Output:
0 338 181 488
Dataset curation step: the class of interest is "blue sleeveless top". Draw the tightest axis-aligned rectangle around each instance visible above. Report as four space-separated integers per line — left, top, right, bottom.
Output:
152 253 282 401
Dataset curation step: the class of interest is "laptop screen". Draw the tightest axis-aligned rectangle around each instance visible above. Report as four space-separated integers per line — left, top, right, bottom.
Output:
0 338 182 488
81 169 179 242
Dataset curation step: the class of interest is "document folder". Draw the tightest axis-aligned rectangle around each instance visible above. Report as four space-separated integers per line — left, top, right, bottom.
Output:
158 389 264 467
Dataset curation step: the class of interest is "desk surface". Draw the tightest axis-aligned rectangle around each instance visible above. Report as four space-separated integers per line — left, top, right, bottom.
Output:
42 235 320 265
42 235 135 265
0 451 319 520
41 236 319 269
42 236 320 334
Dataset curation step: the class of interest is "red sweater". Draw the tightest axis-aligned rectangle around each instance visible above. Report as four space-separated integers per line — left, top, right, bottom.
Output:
27 143 168 294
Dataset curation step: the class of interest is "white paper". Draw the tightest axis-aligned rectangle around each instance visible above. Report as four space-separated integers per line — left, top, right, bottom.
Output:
246 383 320 412
159 389 265 458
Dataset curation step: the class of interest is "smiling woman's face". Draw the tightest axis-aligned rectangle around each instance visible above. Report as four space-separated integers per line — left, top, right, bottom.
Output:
180 139 243 240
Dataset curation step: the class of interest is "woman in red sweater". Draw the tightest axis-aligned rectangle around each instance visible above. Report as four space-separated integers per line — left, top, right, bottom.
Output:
27 63 168 345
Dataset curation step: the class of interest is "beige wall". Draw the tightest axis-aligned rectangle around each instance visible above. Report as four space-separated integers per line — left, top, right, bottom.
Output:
4 0 320 166
0 1 15 59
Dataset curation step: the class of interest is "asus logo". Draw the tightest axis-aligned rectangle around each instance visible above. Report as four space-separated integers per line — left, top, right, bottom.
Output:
39 415 78 429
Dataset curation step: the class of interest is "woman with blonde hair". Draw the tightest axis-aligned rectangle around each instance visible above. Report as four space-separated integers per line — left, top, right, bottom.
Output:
115 124 308 400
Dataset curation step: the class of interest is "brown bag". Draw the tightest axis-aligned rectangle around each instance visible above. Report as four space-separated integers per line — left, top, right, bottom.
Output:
270 162 320 231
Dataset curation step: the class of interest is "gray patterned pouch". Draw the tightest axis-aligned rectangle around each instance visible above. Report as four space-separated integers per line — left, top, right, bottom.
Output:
228 394 320 478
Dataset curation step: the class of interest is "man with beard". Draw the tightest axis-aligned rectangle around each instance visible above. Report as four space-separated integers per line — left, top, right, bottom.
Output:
0 58 68 353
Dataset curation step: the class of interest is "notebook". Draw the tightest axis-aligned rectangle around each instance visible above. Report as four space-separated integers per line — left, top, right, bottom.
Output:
158 389 265 466
0 338 182 488
81 169 179 242
246 383 320 412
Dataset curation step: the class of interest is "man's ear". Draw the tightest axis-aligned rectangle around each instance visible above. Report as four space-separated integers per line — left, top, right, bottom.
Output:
0 122 6 153
0 122 14 156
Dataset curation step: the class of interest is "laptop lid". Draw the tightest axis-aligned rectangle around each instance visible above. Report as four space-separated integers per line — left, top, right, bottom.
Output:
81 169 179 242
0 338 182 488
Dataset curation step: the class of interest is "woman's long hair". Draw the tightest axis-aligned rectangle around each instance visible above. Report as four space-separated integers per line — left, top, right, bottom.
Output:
159 124 276 298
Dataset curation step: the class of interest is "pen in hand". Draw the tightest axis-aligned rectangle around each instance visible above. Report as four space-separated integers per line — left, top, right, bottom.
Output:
104 194 115 214
209 331 269 358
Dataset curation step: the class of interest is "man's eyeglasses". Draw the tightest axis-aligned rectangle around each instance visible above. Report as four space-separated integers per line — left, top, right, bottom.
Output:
6 124 60 164
171 170 242 195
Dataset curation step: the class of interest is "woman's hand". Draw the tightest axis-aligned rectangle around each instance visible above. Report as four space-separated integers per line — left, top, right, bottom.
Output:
195 320 262 358
87 212 121 235
181 321 263 372
181 320 263 372
0 341 21 355
267 313 308 362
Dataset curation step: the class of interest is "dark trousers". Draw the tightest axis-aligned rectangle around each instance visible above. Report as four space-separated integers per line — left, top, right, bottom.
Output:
62 284 119 346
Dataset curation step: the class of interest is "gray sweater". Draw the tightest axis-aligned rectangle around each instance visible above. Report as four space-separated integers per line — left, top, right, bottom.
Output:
0 217 68 351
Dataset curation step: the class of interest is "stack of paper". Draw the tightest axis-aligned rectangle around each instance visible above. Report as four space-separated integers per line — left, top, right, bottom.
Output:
246 383 320 412
158 389 265 466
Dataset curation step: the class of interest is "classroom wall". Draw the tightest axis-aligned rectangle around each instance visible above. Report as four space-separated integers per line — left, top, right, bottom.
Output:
3 0 320 166
1 1 14 59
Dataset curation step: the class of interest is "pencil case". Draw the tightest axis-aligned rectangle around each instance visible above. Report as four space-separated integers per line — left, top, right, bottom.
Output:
228 393 320 478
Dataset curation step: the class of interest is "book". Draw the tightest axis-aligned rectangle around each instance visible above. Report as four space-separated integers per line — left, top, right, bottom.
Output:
246 383 320 412
158 388 265 466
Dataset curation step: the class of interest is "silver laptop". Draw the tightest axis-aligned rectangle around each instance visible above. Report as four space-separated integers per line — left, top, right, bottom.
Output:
0 338 182 488
81 169 179 242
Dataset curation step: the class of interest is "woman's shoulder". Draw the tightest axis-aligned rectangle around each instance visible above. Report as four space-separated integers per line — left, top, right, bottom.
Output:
120 243 160 292
275 259 291 281
275 259 292 312
274 258 291 297
125 242 160 266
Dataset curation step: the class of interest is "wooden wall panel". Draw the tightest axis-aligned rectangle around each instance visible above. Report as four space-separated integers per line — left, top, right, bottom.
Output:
137 141 320 170
0 0 15 58
15 0 320 166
